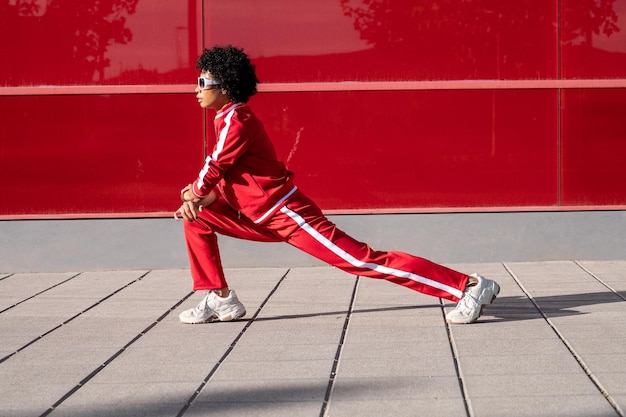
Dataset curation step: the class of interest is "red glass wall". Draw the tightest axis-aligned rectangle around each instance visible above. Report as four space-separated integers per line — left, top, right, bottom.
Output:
0 94 202 215
1 0 625 217
251 89 558 210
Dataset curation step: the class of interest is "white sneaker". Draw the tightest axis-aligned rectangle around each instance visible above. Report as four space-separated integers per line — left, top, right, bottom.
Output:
179 290 246 324
446 273 500 324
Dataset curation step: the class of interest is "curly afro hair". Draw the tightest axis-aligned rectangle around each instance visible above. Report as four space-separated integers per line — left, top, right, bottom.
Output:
196 45 259 103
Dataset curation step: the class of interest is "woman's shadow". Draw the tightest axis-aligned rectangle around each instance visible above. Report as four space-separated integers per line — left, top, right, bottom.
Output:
482 290 626 323
249 290 626 323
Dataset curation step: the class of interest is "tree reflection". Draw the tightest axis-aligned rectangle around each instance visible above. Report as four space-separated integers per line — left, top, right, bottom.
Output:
340 0 620 78
0 0 139 85
562 0 619 46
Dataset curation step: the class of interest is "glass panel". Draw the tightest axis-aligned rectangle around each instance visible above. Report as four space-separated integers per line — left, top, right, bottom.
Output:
561 89 626 205
561 0 626 78
204 0 557 82
0 94 202 215
0 0 201 86
247 89 558 210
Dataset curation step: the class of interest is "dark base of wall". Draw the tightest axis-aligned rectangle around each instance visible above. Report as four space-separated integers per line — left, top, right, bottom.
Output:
1 210 624 273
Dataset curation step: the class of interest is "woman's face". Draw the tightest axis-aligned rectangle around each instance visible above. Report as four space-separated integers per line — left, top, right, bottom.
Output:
195 71 230 111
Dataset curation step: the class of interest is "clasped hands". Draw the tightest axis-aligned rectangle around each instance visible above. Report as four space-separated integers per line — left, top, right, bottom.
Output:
174 184 217 222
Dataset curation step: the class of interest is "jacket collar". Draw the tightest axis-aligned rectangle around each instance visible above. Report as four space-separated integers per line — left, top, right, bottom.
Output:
215 102 243 119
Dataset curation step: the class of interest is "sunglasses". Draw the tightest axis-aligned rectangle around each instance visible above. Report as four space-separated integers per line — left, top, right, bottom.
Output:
198 77 220 90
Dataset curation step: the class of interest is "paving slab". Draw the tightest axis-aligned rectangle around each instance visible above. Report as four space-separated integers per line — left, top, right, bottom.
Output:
0 261 625 417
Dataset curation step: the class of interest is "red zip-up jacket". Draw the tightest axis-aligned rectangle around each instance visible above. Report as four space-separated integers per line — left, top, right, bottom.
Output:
192 102 296 224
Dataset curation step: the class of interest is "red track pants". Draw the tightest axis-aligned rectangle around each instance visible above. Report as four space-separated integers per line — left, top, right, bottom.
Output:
183 190 469 302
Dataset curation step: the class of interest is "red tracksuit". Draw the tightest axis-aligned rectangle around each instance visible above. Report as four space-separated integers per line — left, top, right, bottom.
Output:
184 102 469 302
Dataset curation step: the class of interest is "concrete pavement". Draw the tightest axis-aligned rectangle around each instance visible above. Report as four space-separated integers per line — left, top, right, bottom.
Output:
1 260 625 416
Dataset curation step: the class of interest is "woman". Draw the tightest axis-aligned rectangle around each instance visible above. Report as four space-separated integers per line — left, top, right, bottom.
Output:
175 45 500 325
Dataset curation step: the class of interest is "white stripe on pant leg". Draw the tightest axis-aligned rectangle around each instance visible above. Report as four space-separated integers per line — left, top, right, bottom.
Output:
280 206 464 299
253 186 298 224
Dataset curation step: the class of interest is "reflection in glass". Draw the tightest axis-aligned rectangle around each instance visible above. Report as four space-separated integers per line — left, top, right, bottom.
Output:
104 0 198 83
208 0 558 81
561 0 620 48
561 0 626 78
0 0 198 85
15 0 48 17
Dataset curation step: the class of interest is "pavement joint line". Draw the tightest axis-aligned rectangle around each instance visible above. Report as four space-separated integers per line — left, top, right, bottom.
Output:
440 298 474 417
0 272 83 314
38 287 196 417
0 270 149 364
574 260 626 302
0 272 14 281
503 262 626 417
175 268 291 417
319 276 360 417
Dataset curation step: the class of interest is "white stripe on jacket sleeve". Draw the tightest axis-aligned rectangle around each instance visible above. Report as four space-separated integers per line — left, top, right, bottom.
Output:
196 107 236 191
